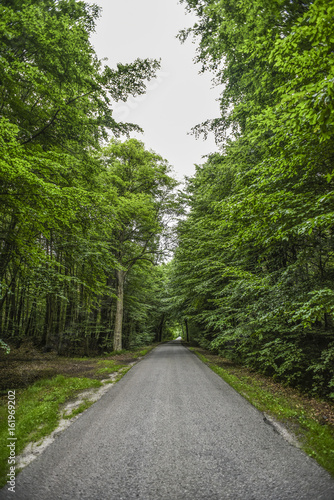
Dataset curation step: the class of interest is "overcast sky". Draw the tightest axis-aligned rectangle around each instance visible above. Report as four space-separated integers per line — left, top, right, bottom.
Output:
87 0 221 181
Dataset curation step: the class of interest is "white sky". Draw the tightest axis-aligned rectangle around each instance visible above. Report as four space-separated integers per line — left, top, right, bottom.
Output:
87 0 221 181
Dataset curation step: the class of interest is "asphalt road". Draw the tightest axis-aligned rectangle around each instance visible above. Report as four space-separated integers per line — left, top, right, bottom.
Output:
1 342 334 500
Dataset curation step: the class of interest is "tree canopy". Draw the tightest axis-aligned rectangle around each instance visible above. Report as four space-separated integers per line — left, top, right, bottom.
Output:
0 0 177 355
171 0 334 399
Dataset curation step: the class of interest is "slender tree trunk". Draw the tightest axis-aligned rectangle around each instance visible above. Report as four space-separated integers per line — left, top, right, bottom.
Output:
113 269 125 352
157 313 165 342
3 293 10 336
185 318 189 343
0 218 17 282
8 280 16 337
16 287 25 337
42 294 54 350
24 301 36 337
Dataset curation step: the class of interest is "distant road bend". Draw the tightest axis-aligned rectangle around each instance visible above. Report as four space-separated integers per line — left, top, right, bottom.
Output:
1 342 334 500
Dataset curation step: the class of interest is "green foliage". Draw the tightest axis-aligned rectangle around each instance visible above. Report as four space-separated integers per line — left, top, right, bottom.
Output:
171 0 334 399
0 340 10 354
268 0 334 142
0 1 159 148
0 1 171 354
101 138 178 272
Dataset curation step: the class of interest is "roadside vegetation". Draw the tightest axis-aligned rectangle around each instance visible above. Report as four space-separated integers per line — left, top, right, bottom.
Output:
0 343 155 488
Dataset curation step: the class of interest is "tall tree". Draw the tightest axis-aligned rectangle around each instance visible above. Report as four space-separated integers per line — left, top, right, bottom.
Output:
0 0 161 353
171 0 334 398
100 139 178 351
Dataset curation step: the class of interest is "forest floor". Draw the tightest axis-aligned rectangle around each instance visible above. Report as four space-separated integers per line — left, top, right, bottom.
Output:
0 341 152 396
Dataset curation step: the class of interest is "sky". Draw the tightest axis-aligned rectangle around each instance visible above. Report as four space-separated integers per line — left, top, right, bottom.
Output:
87 0 221 182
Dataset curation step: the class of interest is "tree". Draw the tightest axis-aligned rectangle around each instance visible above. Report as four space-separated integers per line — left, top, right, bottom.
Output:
100 139 178 351
178 0 313 142
171 0 334 398
0 0 160 149
0 0 162 353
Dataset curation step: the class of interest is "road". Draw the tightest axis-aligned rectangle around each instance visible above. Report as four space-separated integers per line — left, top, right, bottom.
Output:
1 342 334 500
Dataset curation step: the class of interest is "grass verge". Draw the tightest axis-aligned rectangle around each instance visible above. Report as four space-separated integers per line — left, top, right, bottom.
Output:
190 348 334 477
94 360 124 376
0 375 102 488
0 344 156 489
132 348 149 359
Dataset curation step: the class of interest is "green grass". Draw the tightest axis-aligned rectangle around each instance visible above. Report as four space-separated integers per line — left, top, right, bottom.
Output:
132 349 149 359
0 375 101 488
63 400 96 419
191 349 334 477
94 360 124 376
0 344 155 489
102 349 127 357
114 366 132 381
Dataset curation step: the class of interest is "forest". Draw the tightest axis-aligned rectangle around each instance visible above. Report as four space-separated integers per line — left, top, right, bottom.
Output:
1 0 334 400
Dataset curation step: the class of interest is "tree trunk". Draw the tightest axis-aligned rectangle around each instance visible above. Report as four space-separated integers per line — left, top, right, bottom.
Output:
8 280 16 337
113 269 125 351
157 313 165 342
42 294 54 350
16 287 25 337
185 318 189 343
24 301 37 337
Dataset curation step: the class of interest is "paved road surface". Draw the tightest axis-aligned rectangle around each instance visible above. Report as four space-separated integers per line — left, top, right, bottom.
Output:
1 342 334 499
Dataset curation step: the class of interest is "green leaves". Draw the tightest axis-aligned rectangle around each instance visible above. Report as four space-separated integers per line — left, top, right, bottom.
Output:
0 1 168 354
105 59 161 102
171 0 334 398
269 0 334 141
101 138 178 269
292 289 334 328
0 1 160 150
